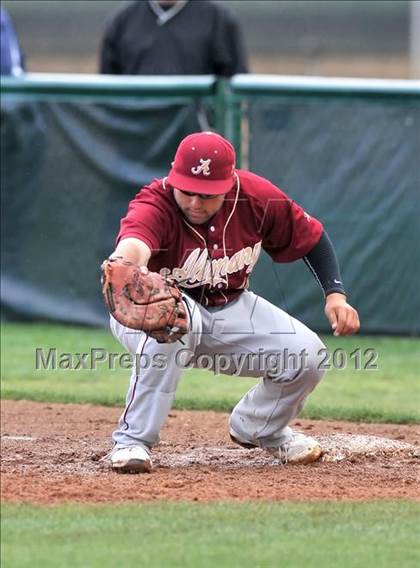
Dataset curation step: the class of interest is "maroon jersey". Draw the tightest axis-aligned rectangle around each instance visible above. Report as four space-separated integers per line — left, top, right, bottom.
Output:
117 170 323 307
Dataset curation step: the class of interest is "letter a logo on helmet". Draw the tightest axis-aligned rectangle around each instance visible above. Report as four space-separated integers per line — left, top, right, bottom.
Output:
191 158 212 176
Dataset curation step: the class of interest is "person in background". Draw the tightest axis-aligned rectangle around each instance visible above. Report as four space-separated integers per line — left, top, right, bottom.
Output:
1 7 25 76
99 0 248 76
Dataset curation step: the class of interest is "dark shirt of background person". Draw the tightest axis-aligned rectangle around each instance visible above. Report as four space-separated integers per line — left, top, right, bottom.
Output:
99 0 248 76
1 7 25 76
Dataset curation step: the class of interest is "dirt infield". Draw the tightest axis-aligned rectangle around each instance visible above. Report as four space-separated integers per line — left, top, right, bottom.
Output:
1 400 419 503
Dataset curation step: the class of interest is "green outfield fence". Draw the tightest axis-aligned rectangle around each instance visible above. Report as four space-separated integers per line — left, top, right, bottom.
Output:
1 73 419 334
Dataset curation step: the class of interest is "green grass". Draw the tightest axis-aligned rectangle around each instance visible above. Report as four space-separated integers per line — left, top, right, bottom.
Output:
1 323 419 423
2 502 419 568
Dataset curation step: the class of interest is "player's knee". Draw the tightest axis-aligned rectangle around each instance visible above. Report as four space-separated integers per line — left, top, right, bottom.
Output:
268 333 326 386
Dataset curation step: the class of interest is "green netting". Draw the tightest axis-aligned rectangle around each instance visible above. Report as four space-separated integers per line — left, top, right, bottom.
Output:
246 95 420 335
1 95 210 325
1 76 419 334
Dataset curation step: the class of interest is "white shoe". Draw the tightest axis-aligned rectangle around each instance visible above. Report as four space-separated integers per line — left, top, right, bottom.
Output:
230 428 322 465
110 445 152 474
276 432 322 464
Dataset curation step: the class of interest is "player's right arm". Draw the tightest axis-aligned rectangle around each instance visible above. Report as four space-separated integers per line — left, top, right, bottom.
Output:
109 180 172 268
109 237 151 267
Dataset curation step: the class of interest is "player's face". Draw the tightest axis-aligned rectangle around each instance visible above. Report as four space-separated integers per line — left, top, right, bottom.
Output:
173 188 226 225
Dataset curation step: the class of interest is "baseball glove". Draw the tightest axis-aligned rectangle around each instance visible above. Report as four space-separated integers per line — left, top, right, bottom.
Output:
101 257 188 343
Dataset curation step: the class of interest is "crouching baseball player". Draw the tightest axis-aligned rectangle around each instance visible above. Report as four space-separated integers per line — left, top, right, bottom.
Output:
101 131 360 473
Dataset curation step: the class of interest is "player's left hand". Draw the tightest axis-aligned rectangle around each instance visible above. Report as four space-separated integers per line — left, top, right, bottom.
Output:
101 257 188 342
324 293 360 336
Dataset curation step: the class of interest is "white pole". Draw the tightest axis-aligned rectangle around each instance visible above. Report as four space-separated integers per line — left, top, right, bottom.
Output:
410 1 420 78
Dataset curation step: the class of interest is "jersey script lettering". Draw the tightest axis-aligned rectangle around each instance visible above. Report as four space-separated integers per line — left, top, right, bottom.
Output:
160 242 262 287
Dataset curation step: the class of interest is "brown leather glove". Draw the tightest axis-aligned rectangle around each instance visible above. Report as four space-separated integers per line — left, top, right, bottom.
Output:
101 257 188 343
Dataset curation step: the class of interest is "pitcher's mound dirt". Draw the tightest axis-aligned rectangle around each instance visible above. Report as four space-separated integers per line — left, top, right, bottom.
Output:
1 400 419 503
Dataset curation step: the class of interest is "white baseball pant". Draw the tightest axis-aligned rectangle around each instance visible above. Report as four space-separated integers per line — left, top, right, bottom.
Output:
110 290 326 450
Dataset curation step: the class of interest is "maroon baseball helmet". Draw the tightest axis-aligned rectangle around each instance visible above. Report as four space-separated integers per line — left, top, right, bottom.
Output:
167 131 236 195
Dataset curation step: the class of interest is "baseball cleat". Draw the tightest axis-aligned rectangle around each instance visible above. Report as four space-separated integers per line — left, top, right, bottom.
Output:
275 432 322 464
110 445 152 474
230 428 322 465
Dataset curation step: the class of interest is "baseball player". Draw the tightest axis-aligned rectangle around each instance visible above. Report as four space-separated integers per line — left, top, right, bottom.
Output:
104 131 360 473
